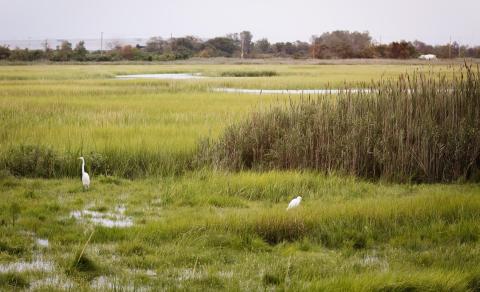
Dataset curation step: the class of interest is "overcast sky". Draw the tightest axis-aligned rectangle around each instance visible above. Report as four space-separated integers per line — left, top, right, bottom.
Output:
1 0 479 45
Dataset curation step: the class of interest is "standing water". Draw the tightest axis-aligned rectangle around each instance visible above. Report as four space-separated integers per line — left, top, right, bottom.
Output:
116 73 204 80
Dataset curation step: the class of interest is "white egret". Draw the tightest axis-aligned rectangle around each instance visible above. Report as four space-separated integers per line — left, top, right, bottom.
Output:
78 157 90 190
287 196 302 210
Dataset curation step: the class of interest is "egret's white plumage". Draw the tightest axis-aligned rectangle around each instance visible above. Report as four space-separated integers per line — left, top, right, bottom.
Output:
79 157 90 190
287 196 302 210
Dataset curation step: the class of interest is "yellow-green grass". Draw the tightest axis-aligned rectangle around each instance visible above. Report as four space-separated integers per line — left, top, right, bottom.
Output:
0 63 461 177
1 63 480 290
0 172 479 290
0 63 455 87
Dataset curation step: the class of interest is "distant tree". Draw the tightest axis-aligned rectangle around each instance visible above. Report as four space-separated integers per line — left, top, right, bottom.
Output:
52 40 73 61
60 40 72 52
388 41 416 59
465 46 480 58
227 33 241 46
240 31 253 58
293 41 310 58
458 44 469 58
4 30 477 62
284 42 297 55
254 38 271 54
310 38 327 59
9 48 44 61
271 42 285 56
31 49 44 60
0 45 10 59
205 37 237 56
271 41 309 58
450 42 460 58
272 42 284 55
73 41 88 61
430 42 461 59
169 36 202 59
413 40 434 54
120 45 135 60
145 37 167 53
432 44 451 58
373 44 389 58
311 30 372 58
9 48 28 61
197 46 217 58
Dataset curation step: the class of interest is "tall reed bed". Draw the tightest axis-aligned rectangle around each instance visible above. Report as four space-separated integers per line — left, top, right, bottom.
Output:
201 65 480 182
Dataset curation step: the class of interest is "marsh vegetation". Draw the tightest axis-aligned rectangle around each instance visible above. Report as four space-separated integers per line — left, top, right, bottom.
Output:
204 65 480 183
1 62 479 290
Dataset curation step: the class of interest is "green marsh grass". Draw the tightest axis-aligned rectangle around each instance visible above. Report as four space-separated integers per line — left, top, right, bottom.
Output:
1 62 480 290
0 173 479 290
0 63 464 178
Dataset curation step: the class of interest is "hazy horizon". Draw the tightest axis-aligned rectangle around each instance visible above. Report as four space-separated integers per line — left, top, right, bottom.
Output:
1 0 479 46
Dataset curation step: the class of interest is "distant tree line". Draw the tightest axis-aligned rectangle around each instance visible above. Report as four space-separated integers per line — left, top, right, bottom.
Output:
1 30 479 62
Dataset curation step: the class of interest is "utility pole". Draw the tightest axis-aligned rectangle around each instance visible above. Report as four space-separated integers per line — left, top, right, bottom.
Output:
311 42 315 59
241 37 245 59
41 39 49 51
100 32 104 55
448 36 452 59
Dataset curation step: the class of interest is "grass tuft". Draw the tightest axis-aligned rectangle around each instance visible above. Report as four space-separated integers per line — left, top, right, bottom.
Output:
263 272 282 286
68 251 103 281
375 282 425 292
0 241 24 256
467 274 480 292
0 273 29 289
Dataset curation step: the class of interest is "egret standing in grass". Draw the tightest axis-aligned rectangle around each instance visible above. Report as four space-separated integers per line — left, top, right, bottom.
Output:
287 196 302 210
78 157 90 190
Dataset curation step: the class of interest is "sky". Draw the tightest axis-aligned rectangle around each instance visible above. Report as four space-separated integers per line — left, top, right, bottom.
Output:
0 0 479 45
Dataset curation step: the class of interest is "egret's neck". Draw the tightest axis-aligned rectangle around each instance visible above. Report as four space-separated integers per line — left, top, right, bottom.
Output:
81 160 85 174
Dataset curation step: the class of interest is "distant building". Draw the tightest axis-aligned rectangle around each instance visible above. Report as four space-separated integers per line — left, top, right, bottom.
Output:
418 54 437 60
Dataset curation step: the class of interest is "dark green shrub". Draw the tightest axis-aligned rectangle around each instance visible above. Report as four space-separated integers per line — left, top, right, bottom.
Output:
1 145 193 178
220 70 277 77
5 145 61 178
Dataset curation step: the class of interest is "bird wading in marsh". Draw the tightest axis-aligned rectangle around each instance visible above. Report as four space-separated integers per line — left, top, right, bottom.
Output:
287 196 302 210
79 157 90 190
